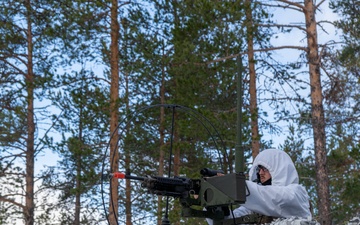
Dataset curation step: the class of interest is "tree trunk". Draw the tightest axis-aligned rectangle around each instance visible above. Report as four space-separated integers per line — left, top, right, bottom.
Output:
245 0 260 160
74 118 83 225
25 0 35 224
109 0 120 223
304 0 331 224
74 151 81 225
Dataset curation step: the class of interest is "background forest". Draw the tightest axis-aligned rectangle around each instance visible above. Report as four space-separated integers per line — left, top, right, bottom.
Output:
0 0 359 225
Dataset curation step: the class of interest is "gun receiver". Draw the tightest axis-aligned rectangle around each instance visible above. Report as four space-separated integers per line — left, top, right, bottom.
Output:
114 169 246 222
200 168 225 177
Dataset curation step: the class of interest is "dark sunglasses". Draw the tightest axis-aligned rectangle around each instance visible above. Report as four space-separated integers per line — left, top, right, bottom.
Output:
256 165 269 173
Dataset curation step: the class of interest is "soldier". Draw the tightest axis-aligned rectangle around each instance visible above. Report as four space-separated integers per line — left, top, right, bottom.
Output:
207 149 312 224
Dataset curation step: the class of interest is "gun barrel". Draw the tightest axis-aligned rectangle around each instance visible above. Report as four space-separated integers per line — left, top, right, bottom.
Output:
113 172 145 181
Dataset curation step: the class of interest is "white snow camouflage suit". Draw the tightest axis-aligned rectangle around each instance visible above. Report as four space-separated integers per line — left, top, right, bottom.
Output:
207 149 311 224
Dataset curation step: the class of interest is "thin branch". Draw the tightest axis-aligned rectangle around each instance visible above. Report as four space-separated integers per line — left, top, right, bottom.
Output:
257 23 306 32
276 0 305 11
0 57 27 76
207 45 308 64
261 2 302 12
260 0 304 12
316 0 326 10
35 109 64 152
0 196 25 210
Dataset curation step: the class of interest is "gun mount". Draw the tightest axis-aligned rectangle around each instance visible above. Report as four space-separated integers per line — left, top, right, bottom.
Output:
113 169 247 223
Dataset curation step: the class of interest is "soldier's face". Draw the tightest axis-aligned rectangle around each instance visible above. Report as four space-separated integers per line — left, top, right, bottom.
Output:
258 166 271 184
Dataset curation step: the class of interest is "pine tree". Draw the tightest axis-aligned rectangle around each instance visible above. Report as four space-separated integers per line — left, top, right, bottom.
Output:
253 1 335 222
0 0 61 223
43 70 108 224
327 125 360 223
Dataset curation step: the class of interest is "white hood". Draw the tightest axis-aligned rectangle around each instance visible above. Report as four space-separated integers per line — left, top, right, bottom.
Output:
237 149 311 219
248 148 299 186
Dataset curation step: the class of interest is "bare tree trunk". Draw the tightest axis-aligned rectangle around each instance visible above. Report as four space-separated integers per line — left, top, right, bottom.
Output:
25 1 35 224
245 0 260 160
109 0 120 223
304 1 331 224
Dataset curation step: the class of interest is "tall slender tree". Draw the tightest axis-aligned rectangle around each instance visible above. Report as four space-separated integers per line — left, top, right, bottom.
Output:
304 1 331 223
43 69 108 224
253 1 333 222
108 0 120 223
245 0 261 159
0 0 59 223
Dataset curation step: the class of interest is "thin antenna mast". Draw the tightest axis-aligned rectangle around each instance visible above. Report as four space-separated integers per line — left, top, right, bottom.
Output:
235 55 244 174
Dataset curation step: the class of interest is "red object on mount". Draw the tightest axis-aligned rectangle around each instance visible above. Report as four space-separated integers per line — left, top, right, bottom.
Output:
112 172 126 179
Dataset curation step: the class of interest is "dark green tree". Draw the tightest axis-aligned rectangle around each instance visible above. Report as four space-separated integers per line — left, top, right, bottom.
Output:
327 125 360 223
326 0 360 222
43 70 108 225
124 0 274 224
330 0 360 74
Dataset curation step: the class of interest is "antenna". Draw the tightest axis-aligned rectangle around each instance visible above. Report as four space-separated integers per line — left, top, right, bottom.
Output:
235 55 244 174
162 106 176 225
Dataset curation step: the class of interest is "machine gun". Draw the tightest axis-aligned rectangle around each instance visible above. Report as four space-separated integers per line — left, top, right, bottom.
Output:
113 169 248 224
